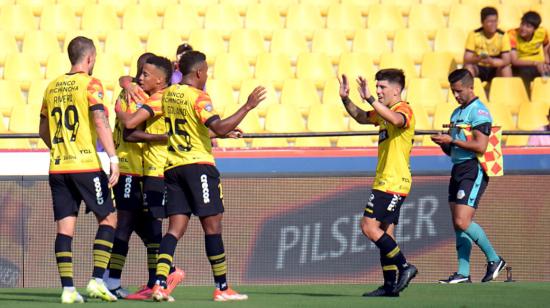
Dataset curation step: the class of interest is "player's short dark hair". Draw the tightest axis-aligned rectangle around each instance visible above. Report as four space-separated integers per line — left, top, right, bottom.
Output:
146 55 173 85
480 7 498 23
448 68 474 87
135 52 155 80
375 68 405 91
521 11 542 29
67 36 95 65
179 50 206 76
176 43 193 57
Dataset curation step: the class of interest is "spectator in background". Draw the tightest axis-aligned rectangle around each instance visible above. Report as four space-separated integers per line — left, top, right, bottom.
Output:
508 11 550 92
464 7 512 82
528 107 550 146
170 43 193 85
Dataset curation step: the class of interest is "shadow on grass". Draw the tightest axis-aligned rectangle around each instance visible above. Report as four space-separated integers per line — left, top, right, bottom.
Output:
0 291 59 303
246 291 348 297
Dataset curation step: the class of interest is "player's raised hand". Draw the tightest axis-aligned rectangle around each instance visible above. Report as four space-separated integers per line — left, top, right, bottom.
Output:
338 74 350 99
244 86 267 110
356 76 372 101
126 83 147 104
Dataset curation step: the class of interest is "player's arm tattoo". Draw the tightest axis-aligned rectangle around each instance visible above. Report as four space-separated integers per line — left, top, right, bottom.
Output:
92 109 111 129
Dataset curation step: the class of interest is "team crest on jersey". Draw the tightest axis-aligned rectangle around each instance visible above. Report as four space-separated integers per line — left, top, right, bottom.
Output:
98 91 103 99
204 104 213 112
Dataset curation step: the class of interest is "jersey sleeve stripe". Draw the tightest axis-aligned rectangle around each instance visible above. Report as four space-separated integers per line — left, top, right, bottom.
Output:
204 115 220 127
141 104 155 118
89 104 105 111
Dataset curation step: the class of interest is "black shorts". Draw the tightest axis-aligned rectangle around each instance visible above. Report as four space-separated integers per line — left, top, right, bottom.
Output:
364 189 406 225
165 164 224 217
448 159 489 208
49 171 115 221
113 175 143 212
143 176 167 219
477 65 497 82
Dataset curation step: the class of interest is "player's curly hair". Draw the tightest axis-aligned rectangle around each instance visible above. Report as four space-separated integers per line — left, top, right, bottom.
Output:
179 51 206 76
146 55 173 86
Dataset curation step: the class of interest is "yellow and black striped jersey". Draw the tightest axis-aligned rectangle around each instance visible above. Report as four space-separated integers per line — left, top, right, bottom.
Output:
113 89 144 176
141 90 167 177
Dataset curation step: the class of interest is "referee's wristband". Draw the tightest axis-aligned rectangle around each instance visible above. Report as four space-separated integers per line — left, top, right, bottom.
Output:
109 155 119 164
363 96 376 105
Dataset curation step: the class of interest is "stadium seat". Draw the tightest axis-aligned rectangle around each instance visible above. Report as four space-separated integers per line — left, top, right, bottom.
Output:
122 4 161 40
0 138 32 149
311 29 349 65
45 53 69 81
0 119 8 133
63 31 100 53
307 104 347 139
367 4 405 39
530 78 550 105
81 4 120 40
0 4 36 39
204 4 242 39
255 53 294 90
140 0 178 16
338 52 376 84
382 0 419 15
421 52 458 88
264 104 306 133
105 30 143 65
9 103 41 133
448 4 480 33
421 135 439 147
270 29 309 63
286 3 324 39
145 29 180 59
517 102 548 130
250 137 289 148
3 53 43 90
300 0 338 16
432 102 456 130
17 0 55 16
57 0 95 16
280 79 320 116
340 0 378 16
296 53 334 89
229 29 266 65
496 4 522 31
461 0 499 8
322 78 363 112
163 4 201 39
27 79 50 106
22 30 61 65
205 79 235 115
0 80 24 117
92 53 125 91
379 53 417 80
531 4 550 28
420 0 458 15
294 137 332 147
259 0 297 16
486 103 516 138
213 53 252 90
406 78 445 116
245 3 283 39
238 79 278 117
348 108 378 135
489 77 530 114
434 28 467 64
352 29 390 65
188 29 226 65
336 136 376 147
501 0 535 13
393 29 431 64
0 31 18 65
409 103 432 131
326 3 363 39
220 0 258 16
97 0 136 17
447 77 489 105
222 102 264 133
505 135 529 146
408 4 445 39
216 138 247 149
180 0 218 16
39 4 77 40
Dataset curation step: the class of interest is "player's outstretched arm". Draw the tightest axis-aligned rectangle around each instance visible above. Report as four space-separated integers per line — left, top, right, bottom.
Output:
123 128 167 143
92 109 119 187
339 74 371 124
208 86 266 136
38 115 51 149
117 108 151 130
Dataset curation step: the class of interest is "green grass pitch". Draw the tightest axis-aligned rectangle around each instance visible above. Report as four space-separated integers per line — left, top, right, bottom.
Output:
1 283 549 307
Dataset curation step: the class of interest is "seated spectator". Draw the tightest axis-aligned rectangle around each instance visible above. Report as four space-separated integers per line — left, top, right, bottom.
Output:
508 11 550 92
528 107 550 146
464 7 512 82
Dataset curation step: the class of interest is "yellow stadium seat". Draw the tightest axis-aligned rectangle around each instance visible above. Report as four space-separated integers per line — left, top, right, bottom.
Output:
238 79 278 117
300 0 338 16
17 0 55 16
145 29 180 59
379 53 417 80
336 136 376 147
105 30 143 65
421 52 458 88
486 103 516 136
294 137 332 147
531 78 550 105
270 29 308 63
280 79 320 116
352 29 390 65
22 30 61 65
393 29 431 64
216 137 247 149
3 53 43 90
0 4 35 39
0 138 32 149
0 30 18 65
420 0 458 15
311 29 349 65
448 4 480 33
434 28 467 64
0 119 8 133
205 79 235 115
348 118 377 145
63 31 100 53
408 4 445 39
122 4 161 40
447 77 489 104
264 104 306 133
39 4 77 40
501 0 536 13
286 3 324 39
505 135 529 147
307 104 347 136
57 0 95 16
496 4 522 31
421 135 439 147
97 0 136 17
489 77 530 114
517 102 548 130
326 3 363 39
381 0 418 16
9 103 40 133
406 78 445 116
259 0 297 16
222 102 264 133
245 3 283 40
220 0 258 16
341 0 378 16
461 0 499 8
250 138 289 148
409 103 432 131
229 29 266 65
188 29 226 65
322 78 363 112
432 102 456 130
163 5 201 39
27 79 50 106
81 4 120 40
92 53 125 91
338 52 376 84
140 0 178 16
296 53 334 89
213 53 252 89
255 53 294 90
367 4 405 39
204 4 242 40
531 4 550 28
180 0 218 16
45 53 70 80
0 80 24 117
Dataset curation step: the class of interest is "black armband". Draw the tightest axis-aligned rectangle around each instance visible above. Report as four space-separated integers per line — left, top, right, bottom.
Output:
364 96 375 105
341 96 352 105
473 122 492 136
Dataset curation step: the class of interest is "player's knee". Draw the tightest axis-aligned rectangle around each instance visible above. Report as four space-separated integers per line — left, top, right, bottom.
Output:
453 217 470 231
99 212 117 228
360 219 375 240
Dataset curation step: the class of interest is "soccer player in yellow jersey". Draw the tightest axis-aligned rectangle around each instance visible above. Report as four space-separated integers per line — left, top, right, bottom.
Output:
508 11 550 91
464 7 512 82
151 50 266 302
338 69 417 297
38 36 119 303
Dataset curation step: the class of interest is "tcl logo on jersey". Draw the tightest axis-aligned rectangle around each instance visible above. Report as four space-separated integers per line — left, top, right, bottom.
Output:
200 174 210 204
93 176 104 205
124 176 132 198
